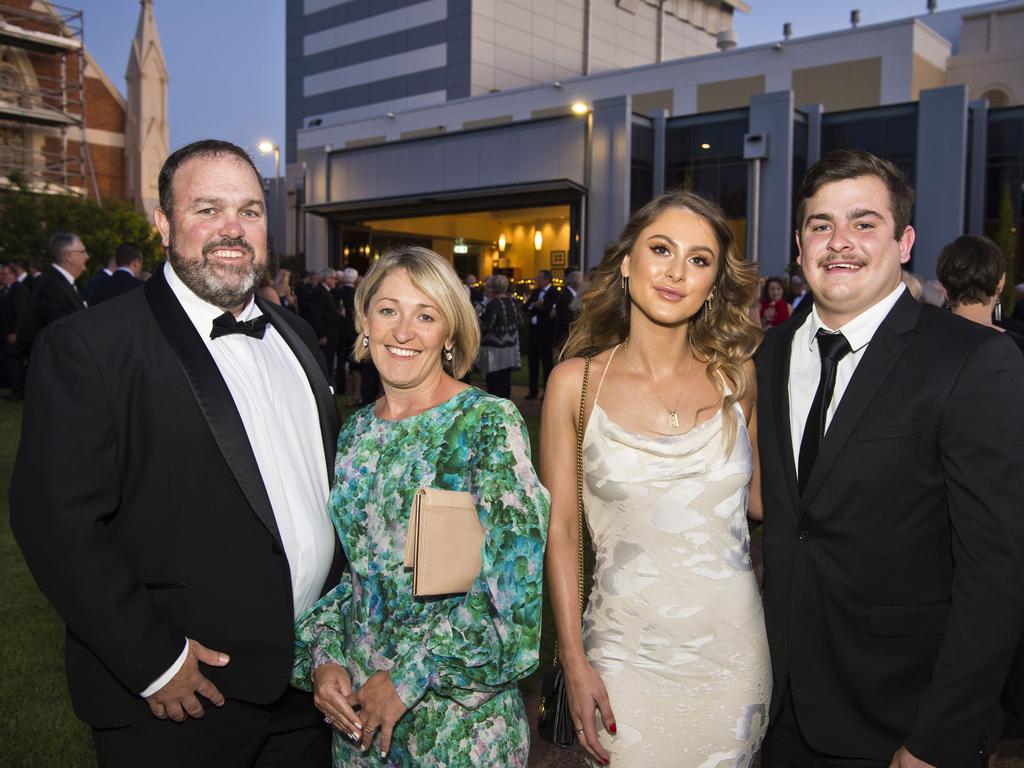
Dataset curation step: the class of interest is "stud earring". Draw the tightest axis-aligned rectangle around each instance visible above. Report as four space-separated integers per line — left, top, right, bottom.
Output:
444 348 454 362
362 335 369 348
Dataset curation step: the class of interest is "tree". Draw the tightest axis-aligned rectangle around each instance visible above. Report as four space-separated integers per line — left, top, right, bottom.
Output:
0 178 163 274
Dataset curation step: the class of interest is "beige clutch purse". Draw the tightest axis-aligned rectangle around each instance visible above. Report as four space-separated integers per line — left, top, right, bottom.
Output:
402 488 484 597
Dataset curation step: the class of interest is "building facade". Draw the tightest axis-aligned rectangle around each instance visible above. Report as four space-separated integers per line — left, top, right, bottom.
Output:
0 0 168 213
287 1 1024 289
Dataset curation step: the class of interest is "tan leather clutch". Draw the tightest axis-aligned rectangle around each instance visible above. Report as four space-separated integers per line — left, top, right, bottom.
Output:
402 488 484 597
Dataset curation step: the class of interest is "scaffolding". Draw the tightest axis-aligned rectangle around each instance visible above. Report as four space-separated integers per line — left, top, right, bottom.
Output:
0 1 99 199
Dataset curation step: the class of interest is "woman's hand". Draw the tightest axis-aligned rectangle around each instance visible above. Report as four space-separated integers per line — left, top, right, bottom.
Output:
564 658 616 766
313 663 363 741
353 670 409 758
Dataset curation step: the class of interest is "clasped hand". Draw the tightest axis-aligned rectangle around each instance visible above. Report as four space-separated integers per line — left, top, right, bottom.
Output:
314 664 408 758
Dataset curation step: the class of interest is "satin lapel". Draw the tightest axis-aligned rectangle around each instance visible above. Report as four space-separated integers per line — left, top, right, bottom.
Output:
799 293 919 510
144 268 282 545
258 298 339 486
770 320 802 509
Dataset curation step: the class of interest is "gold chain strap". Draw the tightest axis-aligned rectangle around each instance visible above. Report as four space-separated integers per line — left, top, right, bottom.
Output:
553 356 590 665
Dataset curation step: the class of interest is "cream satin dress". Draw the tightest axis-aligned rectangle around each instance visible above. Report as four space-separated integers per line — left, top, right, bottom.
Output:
581 347 771 767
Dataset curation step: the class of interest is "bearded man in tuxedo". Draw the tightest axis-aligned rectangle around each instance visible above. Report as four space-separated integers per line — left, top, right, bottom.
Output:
11 140 342 767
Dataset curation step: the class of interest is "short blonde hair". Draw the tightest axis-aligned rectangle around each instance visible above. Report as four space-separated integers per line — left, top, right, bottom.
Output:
353 246 481 378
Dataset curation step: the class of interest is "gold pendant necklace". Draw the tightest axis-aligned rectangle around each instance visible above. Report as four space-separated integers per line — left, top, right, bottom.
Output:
622 342 692 429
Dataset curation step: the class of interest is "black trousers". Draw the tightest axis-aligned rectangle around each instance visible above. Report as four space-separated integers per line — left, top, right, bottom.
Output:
486 369 512 399
3 341 23 397
92 687 330 768
527 328 553 396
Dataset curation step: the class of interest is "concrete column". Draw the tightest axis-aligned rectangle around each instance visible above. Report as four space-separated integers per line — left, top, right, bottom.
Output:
304 213 329 272
968 98 989 235
585 95 632 270
914 85 969 279
651 108 668 197
802 103 824 166
748 90 795 276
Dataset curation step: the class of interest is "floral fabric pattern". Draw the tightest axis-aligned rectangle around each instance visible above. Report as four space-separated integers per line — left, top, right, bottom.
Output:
294 388 549 767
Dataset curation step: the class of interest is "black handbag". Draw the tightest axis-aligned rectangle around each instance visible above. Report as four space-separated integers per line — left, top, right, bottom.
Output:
537 356 590 747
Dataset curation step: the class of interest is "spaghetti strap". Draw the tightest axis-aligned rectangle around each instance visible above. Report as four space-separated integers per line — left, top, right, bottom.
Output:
592 344 620 407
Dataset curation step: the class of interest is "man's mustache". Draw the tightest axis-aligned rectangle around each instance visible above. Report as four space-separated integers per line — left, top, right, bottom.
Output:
202 237 255 258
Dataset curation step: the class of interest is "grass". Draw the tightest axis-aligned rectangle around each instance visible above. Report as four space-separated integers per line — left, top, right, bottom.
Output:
0 399 94 767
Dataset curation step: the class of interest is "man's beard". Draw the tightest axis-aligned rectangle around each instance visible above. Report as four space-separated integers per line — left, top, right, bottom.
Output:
167 233 265 310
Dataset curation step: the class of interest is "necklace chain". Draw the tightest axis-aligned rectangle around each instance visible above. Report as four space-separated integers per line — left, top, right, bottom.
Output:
622 341 692 429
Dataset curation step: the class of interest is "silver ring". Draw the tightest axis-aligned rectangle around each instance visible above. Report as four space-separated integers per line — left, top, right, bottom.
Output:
324 714 332 724
577 727 585 734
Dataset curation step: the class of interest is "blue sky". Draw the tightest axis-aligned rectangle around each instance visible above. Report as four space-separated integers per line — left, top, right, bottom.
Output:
71 0 997 178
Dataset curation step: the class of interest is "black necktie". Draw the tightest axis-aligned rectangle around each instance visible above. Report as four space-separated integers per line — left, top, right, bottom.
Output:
798 329 852 494
210 311 269 340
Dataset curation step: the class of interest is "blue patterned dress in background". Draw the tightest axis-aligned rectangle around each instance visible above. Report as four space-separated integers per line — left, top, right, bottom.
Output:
294 388 549 767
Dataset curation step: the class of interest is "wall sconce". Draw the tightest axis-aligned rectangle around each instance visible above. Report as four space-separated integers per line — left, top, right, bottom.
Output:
534 230 543 250
571 101 590 115
343 247 350 257
498 233 507 252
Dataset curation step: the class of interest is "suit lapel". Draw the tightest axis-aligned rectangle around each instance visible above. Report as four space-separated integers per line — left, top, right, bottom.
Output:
258 298 339 486
799 292 919 508
771 320 802 510
144 268 283 545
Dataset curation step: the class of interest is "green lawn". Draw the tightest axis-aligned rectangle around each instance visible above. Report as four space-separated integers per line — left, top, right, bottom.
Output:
0 390 555 768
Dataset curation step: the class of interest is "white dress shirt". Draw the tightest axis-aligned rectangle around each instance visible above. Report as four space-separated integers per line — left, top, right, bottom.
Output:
142 262 334 696
52 263 77 286
788 283 906 473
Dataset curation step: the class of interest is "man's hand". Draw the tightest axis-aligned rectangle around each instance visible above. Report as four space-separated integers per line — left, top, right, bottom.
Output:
353 670 408 759
144 638 230 722
889 746 936 768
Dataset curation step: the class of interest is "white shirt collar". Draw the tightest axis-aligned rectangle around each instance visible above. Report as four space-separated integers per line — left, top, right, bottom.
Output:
807 282 906 354
52 263 76 286
16 272 26 283
163 261 260 340
103 267 114 276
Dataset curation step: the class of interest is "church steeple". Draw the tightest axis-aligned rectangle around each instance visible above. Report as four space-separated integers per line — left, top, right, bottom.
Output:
124 0 168 218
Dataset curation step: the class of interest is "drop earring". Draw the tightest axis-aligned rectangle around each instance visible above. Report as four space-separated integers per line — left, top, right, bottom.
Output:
621 275 629 294
362 335 369 348
444 348 454 362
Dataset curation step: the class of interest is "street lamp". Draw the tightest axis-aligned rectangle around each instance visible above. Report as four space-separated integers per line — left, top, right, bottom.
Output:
257 140 281 274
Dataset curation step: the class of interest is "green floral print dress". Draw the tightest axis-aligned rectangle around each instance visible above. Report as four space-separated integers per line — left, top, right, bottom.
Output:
294 388 549 767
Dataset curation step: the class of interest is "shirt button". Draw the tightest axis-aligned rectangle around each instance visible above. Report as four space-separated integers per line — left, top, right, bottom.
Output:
797 530 809 541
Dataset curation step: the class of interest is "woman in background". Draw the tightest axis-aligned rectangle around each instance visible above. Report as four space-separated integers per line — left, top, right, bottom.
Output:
477 273 521 399
758 276 790 328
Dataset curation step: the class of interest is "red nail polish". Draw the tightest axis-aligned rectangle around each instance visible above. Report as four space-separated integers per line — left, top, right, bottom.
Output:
609 723 617 734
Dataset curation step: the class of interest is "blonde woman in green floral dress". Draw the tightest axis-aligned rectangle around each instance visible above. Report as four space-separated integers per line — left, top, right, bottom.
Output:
293 247 549 767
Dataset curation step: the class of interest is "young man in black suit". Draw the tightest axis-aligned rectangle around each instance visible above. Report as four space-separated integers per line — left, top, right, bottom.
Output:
91 242 145 305
757 149 1024 767
525 268 559 399
11 140 342 767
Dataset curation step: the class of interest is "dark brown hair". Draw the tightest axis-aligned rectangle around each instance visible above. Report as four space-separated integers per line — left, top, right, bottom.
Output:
795 149 915 238
937 234 1007 305
158 140 262 215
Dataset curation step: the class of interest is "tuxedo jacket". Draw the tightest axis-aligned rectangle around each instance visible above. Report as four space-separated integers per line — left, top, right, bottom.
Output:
302 283 339 346
11 266 343 728
23 265 87 343
91 269 144 305
757 291 1024 765
82 269 111 307
526 286 559 342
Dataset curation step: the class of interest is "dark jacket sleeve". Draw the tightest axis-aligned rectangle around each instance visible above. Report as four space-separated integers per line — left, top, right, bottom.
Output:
905 333 1024 764
10 322 185 694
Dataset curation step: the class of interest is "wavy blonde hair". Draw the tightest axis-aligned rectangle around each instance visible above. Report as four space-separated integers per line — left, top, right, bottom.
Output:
353 246 480 379
562 190 763 448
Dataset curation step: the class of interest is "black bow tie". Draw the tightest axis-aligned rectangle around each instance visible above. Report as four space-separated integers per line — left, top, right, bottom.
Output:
210 311 269 340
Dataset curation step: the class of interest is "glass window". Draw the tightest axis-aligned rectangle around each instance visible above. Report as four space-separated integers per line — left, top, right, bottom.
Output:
631 119 654 213
984 107 1024 306
791 113 809 265
821 104 918 187
665 109 749 254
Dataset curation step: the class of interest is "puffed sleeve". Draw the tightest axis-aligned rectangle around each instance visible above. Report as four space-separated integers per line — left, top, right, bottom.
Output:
292 574 354 691
388 398 549 709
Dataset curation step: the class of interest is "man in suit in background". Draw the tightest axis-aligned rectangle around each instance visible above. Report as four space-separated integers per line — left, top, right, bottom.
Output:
0 261 30 399
757 149 1024 767
84 253 117 306
525 268 559 399
11 140 341 767
28 231 89 330
92 242 145 305
303 268 340 380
